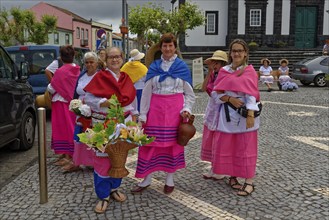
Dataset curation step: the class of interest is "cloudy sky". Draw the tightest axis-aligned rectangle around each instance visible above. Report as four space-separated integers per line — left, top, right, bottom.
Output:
0 0 173 32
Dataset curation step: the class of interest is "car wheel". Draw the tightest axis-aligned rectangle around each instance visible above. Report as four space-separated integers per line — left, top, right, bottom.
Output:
300 80 311 86
19 111 36 150
314 74 326 87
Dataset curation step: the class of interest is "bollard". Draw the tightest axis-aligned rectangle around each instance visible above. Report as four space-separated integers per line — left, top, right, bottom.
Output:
38 107 48 204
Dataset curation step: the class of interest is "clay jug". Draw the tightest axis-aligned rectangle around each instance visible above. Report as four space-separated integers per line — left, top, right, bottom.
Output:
177 115 196 146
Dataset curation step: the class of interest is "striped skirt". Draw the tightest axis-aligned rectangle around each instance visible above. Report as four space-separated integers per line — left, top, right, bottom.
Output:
135 93 186 178
51 101 76 156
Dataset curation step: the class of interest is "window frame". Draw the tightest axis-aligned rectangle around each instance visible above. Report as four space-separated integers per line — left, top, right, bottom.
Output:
205 11 218 35
250 9 261 27
54 32 59 44
76 27 80 39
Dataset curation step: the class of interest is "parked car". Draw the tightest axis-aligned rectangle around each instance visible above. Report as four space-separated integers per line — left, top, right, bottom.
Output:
0 45 36 150
5 45 89 95
291 56 329 87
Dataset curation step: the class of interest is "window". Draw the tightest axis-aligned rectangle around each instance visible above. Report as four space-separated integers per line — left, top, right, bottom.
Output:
65 34 70 45
205 11 218 35
250 9 261 26
54 32 59 44
76 27 80 39
81 28 84 40
86 29 89 39
0 48 14 78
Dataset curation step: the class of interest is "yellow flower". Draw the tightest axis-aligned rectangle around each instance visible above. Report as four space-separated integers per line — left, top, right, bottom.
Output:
119 128 128 139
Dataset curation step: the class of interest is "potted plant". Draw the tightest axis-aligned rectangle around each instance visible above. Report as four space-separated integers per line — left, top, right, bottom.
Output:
248 41 259 51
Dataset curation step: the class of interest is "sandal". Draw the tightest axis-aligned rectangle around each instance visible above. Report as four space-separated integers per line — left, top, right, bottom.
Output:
94 197 110 214
237 183 255 196
110 190 127 202
62 162 81 173
228 176 242 190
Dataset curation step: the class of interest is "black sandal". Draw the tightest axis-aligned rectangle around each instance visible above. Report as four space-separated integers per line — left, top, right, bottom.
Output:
237 183 255 196
228 177 242 190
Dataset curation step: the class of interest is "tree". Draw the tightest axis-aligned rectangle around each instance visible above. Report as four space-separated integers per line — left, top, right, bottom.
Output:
128 2 205 50
0 7 57 46
128 3 167 50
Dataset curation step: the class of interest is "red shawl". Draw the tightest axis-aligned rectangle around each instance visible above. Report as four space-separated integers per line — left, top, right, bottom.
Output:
51 64 80 102
213 65 260 101
83 69 136 107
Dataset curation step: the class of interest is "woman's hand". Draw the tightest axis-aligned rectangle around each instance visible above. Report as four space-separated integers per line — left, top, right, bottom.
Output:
246 110 255 129
229 97 244 109
246 116 254 129
181 111 190 119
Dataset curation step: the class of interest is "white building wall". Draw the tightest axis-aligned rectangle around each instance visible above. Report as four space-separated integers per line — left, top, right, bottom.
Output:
265 0 274 35
324 0 329 35
237 0 246 35
185 0 228 47
281 0 291 35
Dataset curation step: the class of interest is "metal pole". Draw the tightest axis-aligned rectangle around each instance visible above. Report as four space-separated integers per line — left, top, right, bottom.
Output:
38 107 48 204
122 0 126 59
126 2 129 60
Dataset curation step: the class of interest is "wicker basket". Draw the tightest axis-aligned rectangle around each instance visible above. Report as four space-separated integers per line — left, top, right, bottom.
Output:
104 140 137 178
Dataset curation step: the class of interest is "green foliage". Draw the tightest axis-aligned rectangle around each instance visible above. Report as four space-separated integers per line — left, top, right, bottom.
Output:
128 2 205 49
273 40 287 48
77 95 155 152
0 7 57 46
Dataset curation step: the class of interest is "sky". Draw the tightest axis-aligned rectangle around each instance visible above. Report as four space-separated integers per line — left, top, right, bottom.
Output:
0 0 173 32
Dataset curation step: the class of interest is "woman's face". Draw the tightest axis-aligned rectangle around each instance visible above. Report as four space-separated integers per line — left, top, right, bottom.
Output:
106 48 123 73
99 50 106 61
210 61 222 72
84 57 98 74
230 43 247 66
161 42 176 60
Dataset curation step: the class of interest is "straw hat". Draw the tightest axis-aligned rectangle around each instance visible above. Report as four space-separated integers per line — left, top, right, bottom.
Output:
261 58 271 65
35 91 52 109
129 49 145 61
279 59 289 65
204 50 228 64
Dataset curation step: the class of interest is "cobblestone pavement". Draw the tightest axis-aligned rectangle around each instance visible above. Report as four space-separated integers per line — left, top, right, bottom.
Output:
0 82 328 220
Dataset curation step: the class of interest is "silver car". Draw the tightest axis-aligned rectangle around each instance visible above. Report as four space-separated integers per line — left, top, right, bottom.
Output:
291 56 329 87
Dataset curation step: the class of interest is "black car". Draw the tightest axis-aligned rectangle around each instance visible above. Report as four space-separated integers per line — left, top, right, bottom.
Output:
0 45 36 150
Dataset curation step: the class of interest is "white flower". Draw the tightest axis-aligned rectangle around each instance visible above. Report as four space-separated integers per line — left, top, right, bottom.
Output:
69 99 82 111
79 104 91 117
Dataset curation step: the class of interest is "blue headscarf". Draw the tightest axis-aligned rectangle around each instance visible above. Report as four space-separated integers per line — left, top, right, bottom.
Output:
146 58 192 85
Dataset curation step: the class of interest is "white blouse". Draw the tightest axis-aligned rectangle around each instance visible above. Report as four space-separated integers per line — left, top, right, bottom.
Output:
139 55 195 122
211 65 259 111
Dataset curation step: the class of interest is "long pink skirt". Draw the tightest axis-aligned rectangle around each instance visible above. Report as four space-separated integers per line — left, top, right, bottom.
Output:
51 101 76 156
135 93 185 178
200 125 216 162
212 131 258 179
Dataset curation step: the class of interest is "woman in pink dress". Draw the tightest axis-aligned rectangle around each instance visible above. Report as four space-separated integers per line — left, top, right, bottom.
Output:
48 45 80 168
200 50 228 180
212 39 260 196
132 33 195 195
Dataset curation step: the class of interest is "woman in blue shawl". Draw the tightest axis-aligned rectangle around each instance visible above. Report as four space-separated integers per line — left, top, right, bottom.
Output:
132 33 195 195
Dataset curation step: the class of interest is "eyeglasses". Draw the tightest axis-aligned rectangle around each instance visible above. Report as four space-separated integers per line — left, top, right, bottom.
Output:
108 55 122 60
231 49 245 54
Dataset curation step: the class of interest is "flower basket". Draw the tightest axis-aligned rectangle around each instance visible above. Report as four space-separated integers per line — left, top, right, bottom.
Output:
104 139 138 178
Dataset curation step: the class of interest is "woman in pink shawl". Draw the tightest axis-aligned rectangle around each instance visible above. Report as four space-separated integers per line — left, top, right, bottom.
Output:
47 45 80 169
211 39 260 196
200 50 228 180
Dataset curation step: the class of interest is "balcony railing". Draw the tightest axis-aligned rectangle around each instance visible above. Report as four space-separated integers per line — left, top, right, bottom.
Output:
80 39 88 46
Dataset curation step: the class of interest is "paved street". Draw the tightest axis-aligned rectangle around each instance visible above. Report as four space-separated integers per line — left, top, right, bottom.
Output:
0 81 328 220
